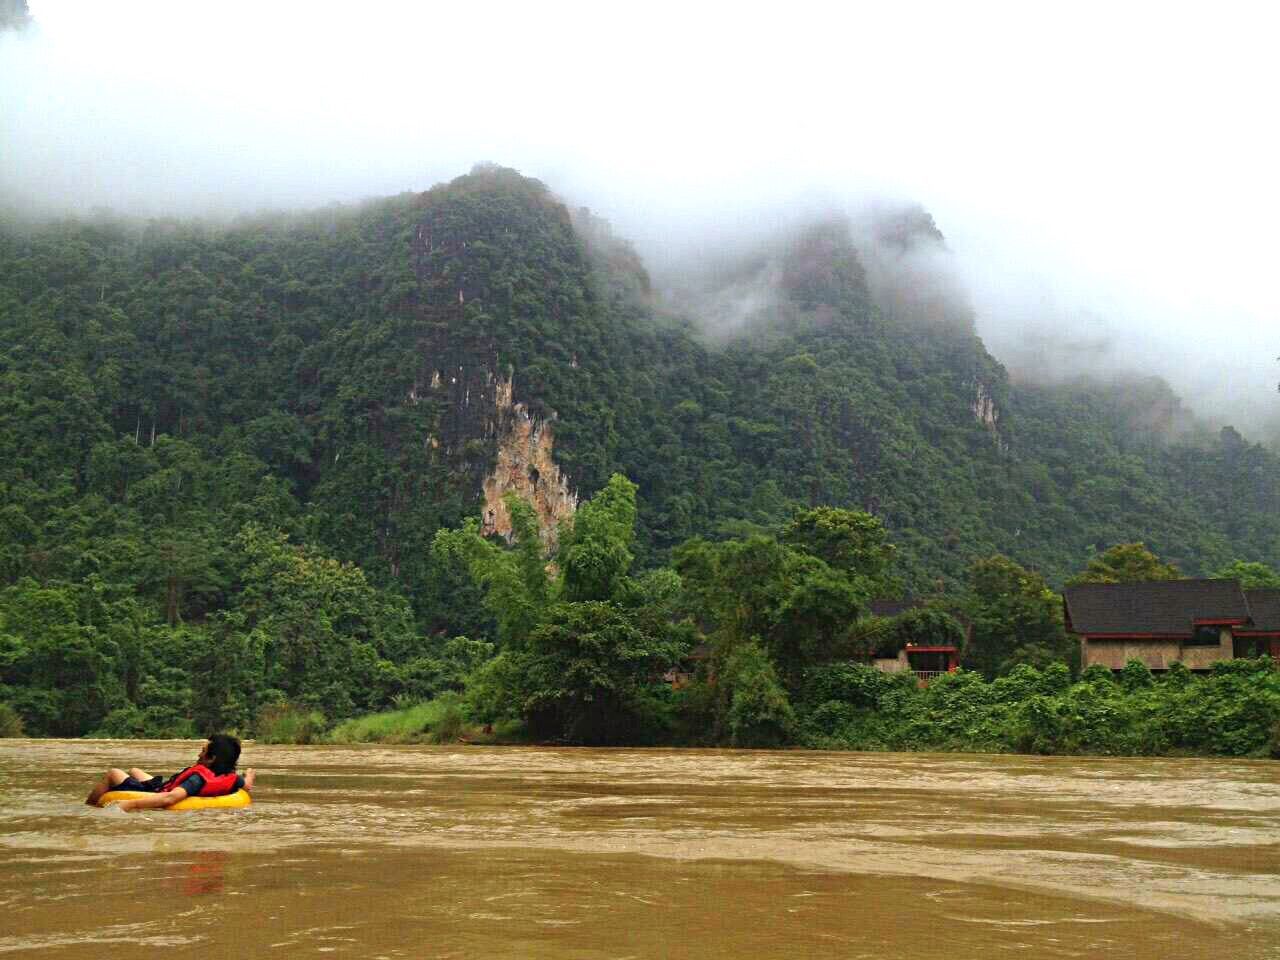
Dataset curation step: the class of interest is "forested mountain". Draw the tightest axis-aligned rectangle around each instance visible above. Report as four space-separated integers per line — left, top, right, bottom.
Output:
2 164 1277 737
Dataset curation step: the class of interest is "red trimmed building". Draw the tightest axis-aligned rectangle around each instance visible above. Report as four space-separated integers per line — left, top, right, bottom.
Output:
1234 589 1280 660
867 599 963 681
1063 580 1280 672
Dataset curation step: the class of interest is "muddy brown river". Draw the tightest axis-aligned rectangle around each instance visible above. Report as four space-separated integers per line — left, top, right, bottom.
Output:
1 740 1278 958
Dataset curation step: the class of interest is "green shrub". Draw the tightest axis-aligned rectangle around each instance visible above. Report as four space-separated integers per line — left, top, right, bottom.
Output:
90 705 196 739
806 699 859 737
1145 658 1279 756
1162 661 1193 688
1014 694 1063 754
1055 683 1146 755
1039 661 1072 695
788 652 1280 758
256 702 327 744
1079 663 1116 686
0 702 24 738
461 654 522 727
5 688 58 737
990 664 1044 703
591 685 679 746
1117 659 1155 692
800 662 893 710
915 670 998 748
668 681 717 746
429 694 467 744
1211 656 1277 678
722 639 794 747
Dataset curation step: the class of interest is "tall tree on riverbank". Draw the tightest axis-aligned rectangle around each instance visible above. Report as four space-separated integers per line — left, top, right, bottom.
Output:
964 555 1069 678
675 508 893 673
668 508 903 744
432 496 551 649
451 475 689 743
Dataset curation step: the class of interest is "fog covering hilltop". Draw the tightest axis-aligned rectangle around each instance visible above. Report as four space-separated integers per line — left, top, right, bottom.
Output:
1 166 1276 611
5 3 1278 444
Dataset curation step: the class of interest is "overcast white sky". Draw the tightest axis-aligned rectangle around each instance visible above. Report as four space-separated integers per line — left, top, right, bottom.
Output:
4 1 1278 436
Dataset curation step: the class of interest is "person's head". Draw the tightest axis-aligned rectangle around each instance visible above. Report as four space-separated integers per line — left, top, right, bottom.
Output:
200 734 241 775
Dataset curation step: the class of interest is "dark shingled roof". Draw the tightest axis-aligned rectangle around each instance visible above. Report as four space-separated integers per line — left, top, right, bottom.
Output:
1242 589 1280 634
1064 579 1250 636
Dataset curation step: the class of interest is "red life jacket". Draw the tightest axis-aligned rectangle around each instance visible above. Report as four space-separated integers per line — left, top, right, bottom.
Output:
162 763 241 797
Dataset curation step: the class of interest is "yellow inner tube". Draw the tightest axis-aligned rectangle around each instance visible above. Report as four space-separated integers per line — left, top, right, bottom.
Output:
98 789 252 811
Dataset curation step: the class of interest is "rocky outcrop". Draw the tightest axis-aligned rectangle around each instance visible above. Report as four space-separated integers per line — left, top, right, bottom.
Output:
478 371 578 545
406 261 579 544
422 361 576 546
971 381 1007 452
480 374 577 546
972 381 999 429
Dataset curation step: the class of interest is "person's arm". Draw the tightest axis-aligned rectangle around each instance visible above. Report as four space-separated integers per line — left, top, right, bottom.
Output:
243 768 255 792
116 786 189 812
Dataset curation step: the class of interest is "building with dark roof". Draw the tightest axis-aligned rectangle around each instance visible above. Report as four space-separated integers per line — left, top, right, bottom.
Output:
1063 580 1280 671
867 598 967 681
1235 589 1280 658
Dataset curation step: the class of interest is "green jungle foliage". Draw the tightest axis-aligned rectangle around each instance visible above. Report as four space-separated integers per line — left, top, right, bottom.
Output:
1067 541 1182 585
0 701 24 737
1 164 1278 749
797 658 1280 758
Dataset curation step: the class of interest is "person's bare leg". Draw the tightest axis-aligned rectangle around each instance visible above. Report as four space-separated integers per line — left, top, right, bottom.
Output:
243 768 255 792
85 768 128 806
127 767 153 782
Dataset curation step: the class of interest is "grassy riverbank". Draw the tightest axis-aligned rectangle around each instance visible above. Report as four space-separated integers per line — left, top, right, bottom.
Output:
244 658 1280 760
326 695 466 745
255 694 526 746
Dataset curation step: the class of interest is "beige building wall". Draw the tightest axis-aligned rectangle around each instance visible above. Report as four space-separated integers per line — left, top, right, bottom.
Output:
873 652 910 673
1178 627 1233 670
1083 627 1234 671
1085 640 1179 670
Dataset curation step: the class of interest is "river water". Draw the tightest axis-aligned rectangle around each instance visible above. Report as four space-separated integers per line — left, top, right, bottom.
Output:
2 740 1278 958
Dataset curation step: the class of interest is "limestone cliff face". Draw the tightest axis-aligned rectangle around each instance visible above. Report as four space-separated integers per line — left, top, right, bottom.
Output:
971 381 1007 451
421 361 576 546
480 375 578 546
971 381 999 429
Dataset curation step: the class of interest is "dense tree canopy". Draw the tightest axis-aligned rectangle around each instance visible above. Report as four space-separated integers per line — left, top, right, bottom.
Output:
964 555 1070 678
1068 542 1181 585
1212 559 1280 588
1 165 1277 747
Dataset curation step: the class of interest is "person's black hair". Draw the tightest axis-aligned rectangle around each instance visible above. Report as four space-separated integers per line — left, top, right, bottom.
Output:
205 733 241 775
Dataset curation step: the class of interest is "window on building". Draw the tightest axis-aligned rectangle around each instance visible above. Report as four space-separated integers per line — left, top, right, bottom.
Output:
1233 636 1265 659
906 650 951 673
1185 625 1221 646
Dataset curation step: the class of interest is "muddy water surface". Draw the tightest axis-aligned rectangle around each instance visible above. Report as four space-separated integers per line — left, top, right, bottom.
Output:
2 740 1278 958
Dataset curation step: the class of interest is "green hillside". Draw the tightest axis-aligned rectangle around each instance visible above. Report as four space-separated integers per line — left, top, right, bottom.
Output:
1 164 1277 738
